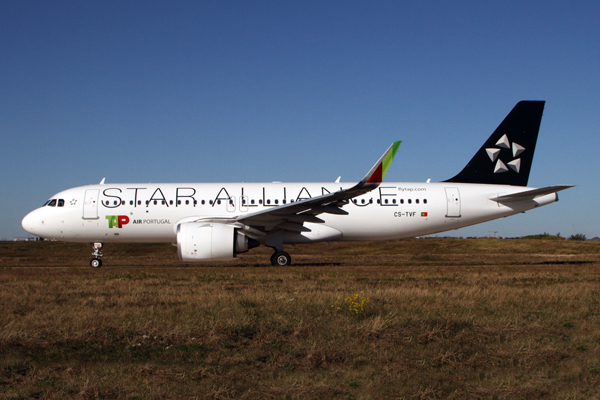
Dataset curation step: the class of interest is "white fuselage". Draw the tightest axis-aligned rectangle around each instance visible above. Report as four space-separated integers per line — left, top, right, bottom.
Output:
21 181 558 243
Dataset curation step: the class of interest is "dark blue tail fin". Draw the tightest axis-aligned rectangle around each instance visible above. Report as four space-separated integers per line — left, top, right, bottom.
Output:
445 101 545 186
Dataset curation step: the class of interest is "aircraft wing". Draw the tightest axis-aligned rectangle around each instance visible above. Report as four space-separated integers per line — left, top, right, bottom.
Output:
233 141 401 234
491 185 573 202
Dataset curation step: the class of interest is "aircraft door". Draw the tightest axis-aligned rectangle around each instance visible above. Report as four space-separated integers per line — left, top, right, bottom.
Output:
445 187 461 217
83 189 100 219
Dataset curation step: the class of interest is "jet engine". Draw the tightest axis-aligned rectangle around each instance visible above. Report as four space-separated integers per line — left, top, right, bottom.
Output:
177 222 259 262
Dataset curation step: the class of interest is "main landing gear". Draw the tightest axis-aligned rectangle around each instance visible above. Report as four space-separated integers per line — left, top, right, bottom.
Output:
270 251 292 266
90 242 103 268
265 232 292 266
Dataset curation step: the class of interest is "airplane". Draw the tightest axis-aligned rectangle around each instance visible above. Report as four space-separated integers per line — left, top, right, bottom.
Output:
22 101 572 267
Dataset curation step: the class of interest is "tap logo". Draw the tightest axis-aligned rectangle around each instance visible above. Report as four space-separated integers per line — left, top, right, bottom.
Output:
106 215 130 228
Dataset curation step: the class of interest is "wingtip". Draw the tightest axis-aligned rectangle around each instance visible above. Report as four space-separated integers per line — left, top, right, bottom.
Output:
381 141 401 180
363 141 402 184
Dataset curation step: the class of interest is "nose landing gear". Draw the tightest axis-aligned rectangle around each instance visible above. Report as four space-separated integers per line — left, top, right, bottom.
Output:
90 242 103 268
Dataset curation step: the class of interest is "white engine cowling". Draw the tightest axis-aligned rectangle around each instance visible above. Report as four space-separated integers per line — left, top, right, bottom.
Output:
177 222 257 262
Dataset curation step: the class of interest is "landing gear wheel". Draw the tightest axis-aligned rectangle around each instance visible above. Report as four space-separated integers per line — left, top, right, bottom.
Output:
271 251 291 266
90 243 104 268
90 258 102 268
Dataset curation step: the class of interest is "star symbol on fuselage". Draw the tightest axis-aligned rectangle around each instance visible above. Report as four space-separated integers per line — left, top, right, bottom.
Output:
485 134 525 174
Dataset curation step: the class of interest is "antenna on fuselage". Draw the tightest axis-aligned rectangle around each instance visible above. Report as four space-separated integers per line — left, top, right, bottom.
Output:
99 178 106 185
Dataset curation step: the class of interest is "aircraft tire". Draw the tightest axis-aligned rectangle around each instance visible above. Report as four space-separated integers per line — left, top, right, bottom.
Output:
271 251 291 266
90 258 102 268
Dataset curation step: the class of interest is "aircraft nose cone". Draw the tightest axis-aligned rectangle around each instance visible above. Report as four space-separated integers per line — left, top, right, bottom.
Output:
22 209 43 236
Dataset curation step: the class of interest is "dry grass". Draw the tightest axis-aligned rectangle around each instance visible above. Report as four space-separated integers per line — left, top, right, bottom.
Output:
1 238 600 399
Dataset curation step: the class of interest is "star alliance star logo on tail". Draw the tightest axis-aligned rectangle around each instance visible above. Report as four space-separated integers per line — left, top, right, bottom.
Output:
486 134 525 174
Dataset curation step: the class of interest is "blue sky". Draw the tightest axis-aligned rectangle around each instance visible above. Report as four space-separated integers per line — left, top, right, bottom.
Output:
1 1 599 240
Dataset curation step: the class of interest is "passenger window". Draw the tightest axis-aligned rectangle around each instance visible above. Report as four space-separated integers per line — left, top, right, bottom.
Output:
259 200 263 205
283 199 286 204
138 200 142 205
177 200 181 205
392 199 396 204
267 199 271 205
400 199 404 204
48 199 57 207
194 200 197 205
130 200 134 205
57 199 64 207
384 199 389 204
201 200 205 205
169 200 173 205
185 200 189 205
275 199 279 205
251 199 255 205
408 199 412 204
424 199 428 204
377 199 380 204
153 200 157 205
114 200 118 206
416 199 420 204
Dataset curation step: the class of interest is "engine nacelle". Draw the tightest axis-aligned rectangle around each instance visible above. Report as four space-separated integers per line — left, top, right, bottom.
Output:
177 222 258 262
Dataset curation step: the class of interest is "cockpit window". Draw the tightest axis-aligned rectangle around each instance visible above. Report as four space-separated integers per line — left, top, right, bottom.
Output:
57 199 65 207
47 199 57 207
43 200 51 206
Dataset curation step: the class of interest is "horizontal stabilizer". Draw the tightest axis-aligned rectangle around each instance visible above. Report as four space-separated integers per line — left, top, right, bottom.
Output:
491 185 573 202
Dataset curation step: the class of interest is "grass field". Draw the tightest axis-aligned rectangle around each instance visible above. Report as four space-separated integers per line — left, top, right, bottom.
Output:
1 238 600 399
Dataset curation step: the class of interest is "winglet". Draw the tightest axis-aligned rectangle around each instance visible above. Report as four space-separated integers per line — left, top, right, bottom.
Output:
362 141 401 184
